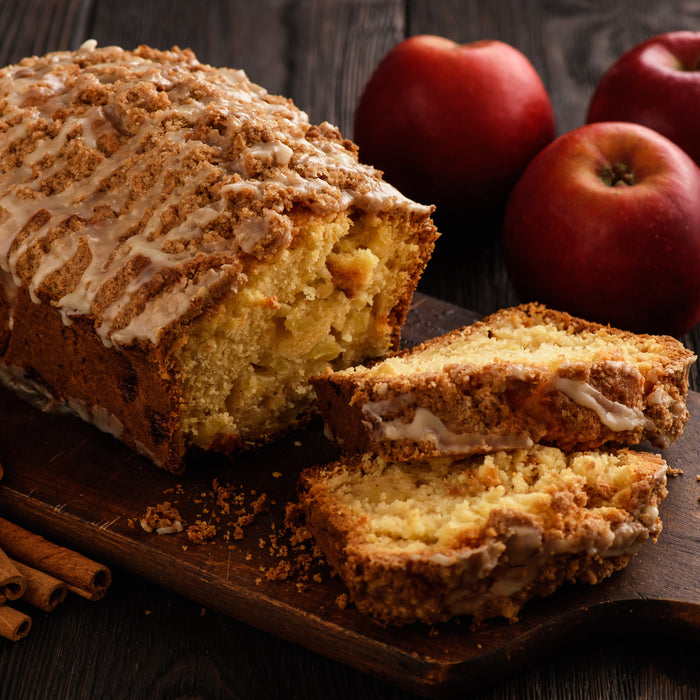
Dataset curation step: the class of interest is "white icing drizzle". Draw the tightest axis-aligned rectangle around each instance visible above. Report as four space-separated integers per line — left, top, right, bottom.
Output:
362 392 415 416
427 540 505 578
0 43 430 348
109 266 230 346
362 401 534 454
552 376 655 432
66 397 124 438
437 499 664 617
358 360 668 454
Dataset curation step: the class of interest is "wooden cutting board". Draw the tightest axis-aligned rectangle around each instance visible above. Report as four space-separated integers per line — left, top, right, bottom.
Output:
0 294 698 698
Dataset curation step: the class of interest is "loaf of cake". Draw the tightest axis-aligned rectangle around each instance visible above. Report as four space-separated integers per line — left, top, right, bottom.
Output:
311 303 695 462
0 42 438 472
299 444 668 625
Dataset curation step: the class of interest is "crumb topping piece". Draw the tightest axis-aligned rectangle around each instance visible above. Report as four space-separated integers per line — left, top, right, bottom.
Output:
139 501 183 534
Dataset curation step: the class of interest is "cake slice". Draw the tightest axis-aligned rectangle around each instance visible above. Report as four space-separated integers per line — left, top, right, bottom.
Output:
311 303 695 462
299 445 668 626
0 43 437 472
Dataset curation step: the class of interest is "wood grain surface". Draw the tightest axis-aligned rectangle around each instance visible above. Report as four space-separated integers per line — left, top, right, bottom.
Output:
0 1 700 699
0 295 699 698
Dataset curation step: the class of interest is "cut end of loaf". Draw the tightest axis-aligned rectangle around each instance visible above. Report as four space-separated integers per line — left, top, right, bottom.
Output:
178 209 434 454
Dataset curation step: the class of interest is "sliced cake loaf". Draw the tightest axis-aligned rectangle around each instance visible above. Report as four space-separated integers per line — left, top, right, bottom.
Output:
299 444 668 625
0 43 437 472
311 303 696 462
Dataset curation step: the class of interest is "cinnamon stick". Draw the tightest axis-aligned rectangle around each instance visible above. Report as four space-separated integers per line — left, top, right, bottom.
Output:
0 517 111 601
0 605 31 641
11 560 67 612
0 545 26 601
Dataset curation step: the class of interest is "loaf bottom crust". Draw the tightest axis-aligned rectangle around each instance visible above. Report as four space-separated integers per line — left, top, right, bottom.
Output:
1 287 183 468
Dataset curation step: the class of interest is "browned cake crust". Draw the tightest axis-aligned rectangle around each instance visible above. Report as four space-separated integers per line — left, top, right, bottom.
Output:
311 303 696 462
299 446 668 626
0 43 437 472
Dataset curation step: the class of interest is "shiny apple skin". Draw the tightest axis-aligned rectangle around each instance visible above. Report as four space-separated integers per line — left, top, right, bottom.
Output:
587 31 700 165
353 35 556 220
503 122 700 336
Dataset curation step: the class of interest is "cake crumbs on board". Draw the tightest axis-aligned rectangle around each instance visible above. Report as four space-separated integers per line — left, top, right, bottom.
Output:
136 476 330 589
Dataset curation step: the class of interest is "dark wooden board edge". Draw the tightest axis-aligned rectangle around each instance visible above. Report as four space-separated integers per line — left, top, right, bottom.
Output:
0 294 698 698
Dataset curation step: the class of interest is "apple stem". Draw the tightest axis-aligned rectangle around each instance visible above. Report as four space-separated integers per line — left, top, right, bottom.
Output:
600 162 635 187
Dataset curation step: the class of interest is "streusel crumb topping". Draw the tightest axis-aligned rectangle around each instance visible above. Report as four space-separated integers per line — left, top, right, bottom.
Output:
0 41 429 348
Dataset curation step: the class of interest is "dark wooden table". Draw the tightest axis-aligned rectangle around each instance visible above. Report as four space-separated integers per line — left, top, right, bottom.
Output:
0 1 699 698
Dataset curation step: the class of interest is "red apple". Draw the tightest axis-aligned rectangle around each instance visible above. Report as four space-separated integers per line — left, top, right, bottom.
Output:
502 122 700 337
587 31 700 165
353 35 556 222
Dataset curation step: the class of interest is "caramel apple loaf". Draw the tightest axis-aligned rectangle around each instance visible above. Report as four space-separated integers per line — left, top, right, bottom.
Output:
311 303 695 462
0 42 438 472
299 444 668 626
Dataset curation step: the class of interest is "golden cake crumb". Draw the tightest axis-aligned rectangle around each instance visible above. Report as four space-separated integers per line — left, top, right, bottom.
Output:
187 520 217 543
140 502 183 534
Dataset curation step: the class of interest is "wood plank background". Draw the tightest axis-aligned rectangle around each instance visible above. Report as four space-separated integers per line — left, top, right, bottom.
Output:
0 1 699 699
